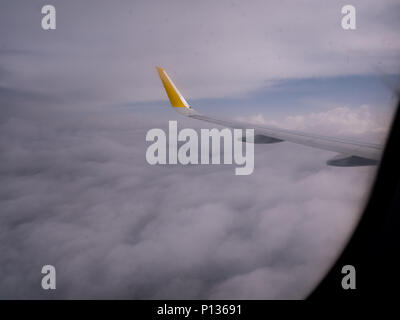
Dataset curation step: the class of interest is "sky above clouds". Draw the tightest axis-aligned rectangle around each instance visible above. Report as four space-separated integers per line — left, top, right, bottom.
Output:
1 0 399 104
0 0 399 299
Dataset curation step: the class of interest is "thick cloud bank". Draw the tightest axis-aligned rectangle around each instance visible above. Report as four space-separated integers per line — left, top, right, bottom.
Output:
0 103 377 299
237 104 391 143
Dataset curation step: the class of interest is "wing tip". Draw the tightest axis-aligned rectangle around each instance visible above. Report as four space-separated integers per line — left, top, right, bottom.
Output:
155 66 198 116
156 66 190 109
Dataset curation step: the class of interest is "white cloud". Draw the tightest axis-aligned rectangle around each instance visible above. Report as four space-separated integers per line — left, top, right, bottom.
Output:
237 104 391 143
0 100 378 299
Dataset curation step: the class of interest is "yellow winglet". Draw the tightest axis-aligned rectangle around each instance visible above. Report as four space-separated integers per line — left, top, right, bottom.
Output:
156 66 190 109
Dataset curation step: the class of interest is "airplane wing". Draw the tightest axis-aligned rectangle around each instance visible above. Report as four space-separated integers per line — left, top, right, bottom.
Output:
156 66 383 166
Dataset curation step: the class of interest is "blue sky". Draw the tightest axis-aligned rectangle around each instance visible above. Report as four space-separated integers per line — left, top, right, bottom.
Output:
120 74 397 120
1 0 399 112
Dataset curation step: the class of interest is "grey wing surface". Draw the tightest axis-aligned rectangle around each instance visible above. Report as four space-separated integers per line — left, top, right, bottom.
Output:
156 66 383 166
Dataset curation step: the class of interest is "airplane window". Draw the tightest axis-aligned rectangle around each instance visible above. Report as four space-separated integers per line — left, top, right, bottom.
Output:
0 0 399 302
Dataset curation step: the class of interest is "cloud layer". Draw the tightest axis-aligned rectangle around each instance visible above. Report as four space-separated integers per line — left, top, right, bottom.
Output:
0 101 377 299
237 104 391 143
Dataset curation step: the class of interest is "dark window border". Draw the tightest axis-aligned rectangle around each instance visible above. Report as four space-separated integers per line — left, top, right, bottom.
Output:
308 97 400 299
